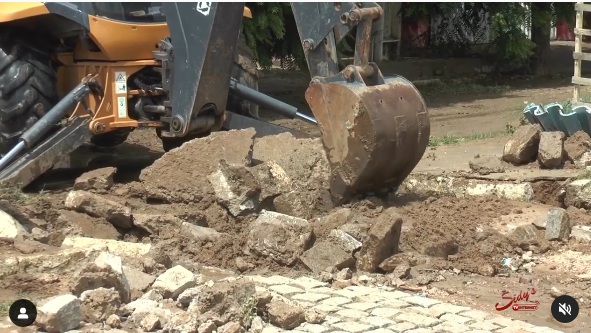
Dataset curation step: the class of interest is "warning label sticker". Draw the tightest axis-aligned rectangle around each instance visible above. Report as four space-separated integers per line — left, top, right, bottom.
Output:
114 71 127 94
117 96 127 118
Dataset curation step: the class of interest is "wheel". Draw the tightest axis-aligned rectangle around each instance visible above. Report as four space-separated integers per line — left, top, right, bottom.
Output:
0 31 58 156
227 33 259 119
90 129 132 148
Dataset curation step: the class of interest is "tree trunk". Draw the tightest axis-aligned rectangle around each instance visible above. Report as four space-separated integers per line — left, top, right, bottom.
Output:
531 3 552 76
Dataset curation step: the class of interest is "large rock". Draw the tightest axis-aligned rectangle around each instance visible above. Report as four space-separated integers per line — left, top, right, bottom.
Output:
73 167 117 191
537 131 565 169
71 252 131 303
245 210 313 265
300 229 360 273
207 160 261 217
192 279 256 327
182 223 224 241
266 300 305 330
80 287 121 323
252 133 333 219
299 241 356 273
151 265 197 299
545 208 571 241
64 190 132 229
356 208 404 272
35 294 81 333
502 124 542 165
139 129 256 203
565 179 591 209
0 209 27 240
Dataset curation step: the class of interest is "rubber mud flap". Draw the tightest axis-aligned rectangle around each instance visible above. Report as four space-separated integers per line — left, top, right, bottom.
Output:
305 76 430 203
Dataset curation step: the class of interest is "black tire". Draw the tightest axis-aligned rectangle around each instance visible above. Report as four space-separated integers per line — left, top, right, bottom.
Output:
0 31 58 156
227 33 259 119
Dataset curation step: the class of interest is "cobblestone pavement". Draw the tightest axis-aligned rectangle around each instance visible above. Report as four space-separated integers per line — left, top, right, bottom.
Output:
245 275 565 333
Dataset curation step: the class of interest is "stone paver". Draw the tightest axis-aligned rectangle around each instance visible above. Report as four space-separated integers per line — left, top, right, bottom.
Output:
241 275 565 333
395 312 440 328
292 292 331 303
331 321 375 332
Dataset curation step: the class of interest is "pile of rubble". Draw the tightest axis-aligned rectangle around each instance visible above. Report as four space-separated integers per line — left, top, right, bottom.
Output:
2 127 591 332
21 250 333 333
501 124 591 169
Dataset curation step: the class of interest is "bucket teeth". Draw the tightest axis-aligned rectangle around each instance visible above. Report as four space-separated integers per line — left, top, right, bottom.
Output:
305 76 430 203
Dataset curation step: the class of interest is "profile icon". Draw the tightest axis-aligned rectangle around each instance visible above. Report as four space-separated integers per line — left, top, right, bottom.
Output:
8 299 36 327
17 307 29 320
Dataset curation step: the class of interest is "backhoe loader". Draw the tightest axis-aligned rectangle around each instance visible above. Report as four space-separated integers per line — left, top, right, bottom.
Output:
0 2 430 203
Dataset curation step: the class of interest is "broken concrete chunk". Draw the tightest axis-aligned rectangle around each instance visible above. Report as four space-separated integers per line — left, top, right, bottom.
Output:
300 241 355 273
177 286 203 308
61 236 151 259
356 208 403 272
469 155 506 175
194 280 256 327
327 229 362 253
565 179 591 210
139 128 256 203
198 321 218 333
245 210 313 265
571 225 591 243
304 308 327 324
93 252 131 303
133 214 183 235
80 287 121 323
252 133 333 219
0 209 27 240
545 208 571 241
123 266 155 300
151 265 196 299
140 313 161 331
35 294 81 333
182 223 223 241
106 314 121 328
338 221 370 242
73 167 117 191
267 300 305 330
538 131 565 169
64 190 132 229
218 322 243 333
511 224 541 243
207 160 261 217
380 252 429 273
502 124 542 165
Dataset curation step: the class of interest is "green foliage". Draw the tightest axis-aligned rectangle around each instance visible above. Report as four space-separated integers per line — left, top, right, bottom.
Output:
488 3 535 68
242 2 576 74
242 3 305 69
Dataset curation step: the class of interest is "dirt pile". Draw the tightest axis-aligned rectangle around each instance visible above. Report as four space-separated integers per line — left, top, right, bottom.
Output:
3 127 591 331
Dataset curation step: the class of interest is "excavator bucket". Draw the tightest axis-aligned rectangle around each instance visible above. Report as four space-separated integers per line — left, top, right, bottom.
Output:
305 66 430 203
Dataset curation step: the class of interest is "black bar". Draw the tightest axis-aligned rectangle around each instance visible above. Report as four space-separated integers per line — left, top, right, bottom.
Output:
20 82 92 148
229 79 299 119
